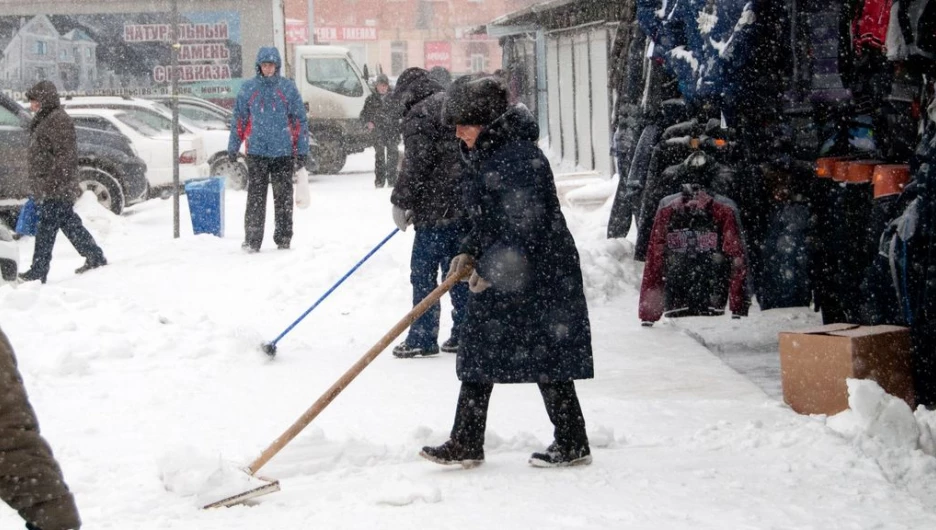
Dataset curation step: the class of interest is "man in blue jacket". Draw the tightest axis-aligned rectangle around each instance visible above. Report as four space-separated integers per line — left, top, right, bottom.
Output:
228 47 309 252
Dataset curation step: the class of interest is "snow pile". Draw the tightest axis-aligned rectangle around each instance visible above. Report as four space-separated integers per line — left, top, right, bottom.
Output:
828 379 936 502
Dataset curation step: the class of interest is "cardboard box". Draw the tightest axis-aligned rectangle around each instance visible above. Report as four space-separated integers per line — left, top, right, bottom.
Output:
778 324 915 415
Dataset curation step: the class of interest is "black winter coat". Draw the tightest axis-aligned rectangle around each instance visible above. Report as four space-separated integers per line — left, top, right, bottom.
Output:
27 80 80 202
457 106 594 384
359 91 400 144
390 73 466 227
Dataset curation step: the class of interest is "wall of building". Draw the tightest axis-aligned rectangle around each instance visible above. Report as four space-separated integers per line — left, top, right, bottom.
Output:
285 0 541 79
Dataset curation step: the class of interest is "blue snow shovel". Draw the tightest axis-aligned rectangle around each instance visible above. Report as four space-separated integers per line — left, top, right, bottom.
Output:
261 228 399 357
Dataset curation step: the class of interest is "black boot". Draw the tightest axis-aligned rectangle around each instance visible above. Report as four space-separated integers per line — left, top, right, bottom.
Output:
420 439 484 468
529 442 592 468
75 257 107 274
18 269 47 284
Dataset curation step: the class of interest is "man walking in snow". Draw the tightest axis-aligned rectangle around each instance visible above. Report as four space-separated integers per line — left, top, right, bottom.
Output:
228 46 310 252
387 67 470 358
18 80 107 284
360 73 400 188
0 326 82 530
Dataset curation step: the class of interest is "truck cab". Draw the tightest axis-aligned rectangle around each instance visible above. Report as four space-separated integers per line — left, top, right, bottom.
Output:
293 45 373 174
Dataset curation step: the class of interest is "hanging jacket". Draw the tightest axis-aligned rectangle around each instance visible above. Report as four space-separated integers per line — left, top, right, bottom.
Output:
853 0 894 53
639 187 749 322
228 47 309 158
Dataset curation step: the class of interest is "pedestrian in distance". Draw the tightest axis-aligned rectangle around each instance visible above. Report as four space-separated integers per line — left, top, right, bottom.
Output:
0 326 82 530
360 73 400 188
228 46 310 253
421 75 594 468
387 67 470 358
18 81 107 285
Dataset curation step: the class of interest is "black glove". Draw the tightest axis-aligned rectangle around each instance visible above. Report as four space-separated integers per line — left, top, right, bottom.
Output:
227 151 238 163
295 155 307 171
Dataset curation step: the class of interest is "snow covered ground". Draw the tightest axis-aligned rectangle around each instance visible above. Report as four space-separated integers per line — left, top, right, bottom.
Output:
3 152 936 529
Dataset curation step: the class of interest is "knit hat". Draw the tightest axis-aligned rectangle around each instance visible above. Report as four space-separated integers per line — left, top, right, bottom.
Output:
443 75 509 126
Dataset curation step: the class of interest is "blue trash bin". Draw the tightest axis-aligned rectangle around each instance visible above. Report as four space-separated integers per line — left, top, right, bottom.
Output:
184 177 225 237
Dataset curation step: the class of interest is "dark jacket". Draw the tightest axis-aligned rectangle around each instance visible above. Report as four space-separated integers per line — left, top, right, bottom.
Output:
390 69 465 227
457 105 594 384
359 91 400 144
639 188 749 322
26 81 80 202
228 47 309 158
0 326 81 530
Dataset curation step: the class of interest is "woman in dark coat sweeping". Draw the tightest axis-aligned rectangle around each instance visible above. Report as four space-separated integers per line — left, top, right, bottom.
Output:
419 75 594 468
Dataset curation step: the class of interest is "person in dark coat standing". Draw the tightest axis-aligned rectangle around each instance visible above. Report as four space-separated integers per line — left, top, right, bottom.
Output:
228 46 310 252
420 75 594 468
0 326 82 530
18 81 106 284
359 74 400 188
387 67 470 358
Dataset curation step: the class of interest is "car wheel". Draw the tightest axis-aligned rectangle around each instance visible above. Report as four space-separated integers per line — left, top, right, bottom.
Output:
210 157 248 190
78 165 125 215
312 141 347 174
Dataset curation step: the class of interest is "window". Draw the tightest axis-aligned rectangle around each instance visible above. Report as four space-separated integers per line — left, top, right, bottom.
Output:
85 48 92 58
470 54 485 73
112 112 163 137
35 67 46 80
60 49 68 59
0 104 22 127
391 41 407 76
35 41 47 55
72 116 121 134
304 57 364 97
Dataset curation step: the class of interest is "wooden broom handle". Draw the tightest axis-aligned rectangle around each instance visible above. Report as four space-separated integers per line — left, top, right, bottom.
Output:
247 266 472 475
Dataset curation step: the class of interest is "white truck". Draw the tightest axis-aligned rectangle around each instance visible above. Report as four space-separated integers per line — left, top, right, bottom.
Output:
293 45 375 174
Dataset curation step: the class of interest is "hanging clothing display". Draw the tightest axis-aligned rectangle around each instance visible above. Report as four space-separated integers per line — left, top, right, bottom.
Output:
639 186 750 323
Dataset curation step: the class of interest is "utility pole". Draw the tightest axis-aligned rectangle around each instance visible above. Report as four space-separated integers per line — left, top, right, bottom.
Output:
307 0 315 44
171 0 180 238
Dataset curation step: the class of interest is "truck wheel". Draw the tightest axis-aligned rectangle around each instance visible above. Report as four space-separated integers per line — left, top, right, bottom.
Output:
210 157 248 190
78 166 125 215
312 141 347 174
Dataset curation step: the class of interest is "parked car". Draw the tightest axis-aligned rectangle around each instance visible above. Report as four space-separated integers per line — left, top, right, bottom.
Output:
0 91 148 220
0 222 17 283
65 96 248 188
63 107 210 194
146 95 320 177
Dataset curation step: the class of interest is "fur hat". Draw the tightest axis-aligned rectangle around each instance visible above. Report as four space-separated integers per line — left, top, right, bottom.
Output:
375 73 390 86
443 75 509 126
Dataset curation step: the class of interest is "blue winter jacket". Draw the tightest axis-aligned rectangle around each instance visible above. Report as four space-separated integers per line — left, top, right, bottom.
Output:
228 47 309 158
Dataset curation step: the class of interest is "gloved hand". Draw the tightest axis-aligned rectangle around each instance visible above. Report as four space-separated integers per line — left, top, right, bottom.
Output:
295 155 307 171
391 205 413 231
468 271 492 293
227 151 238 163
446 253 474 281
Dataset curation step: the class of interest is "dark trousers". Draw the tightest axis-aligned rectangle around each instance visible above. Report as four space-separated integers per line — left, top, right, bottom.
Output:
406 222 470 349
30 199 105 277
451 381 589 451
245 155 293 249
374 139 399 187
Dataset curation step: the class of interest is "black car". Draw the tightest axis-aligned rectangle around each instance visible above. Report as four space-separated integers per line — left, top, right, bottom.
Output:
0 92 148 225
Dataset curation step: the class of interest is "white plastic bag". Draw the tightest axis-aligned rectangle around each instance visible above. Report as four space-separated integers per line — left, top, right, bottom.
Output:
295 167 311 209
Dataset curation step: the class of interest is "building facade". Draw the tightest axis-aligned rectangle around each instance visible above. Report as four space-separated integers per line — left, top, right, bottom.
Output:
285 0 542 79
